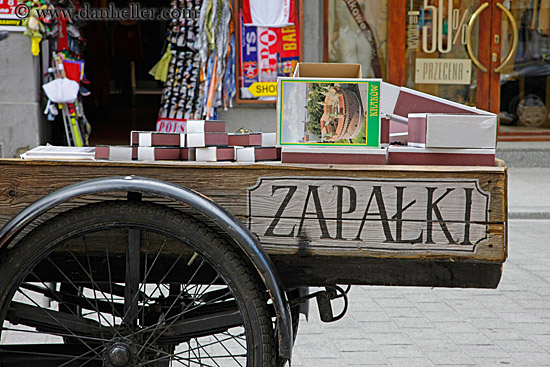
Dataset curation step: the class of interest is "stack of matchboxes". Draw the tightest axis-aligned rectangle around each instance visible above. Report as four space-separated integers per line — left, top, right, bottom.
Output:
94 120 281 163
382 83 497 166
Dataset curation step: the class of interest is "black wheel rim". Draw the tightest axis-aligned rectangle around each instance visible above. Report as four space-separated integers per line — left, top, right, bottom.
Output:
0 223 252 366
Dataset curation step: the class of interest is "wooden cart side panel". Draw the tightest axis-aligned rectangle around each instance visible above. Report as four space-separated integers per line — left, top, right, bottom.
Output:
0 161 506 263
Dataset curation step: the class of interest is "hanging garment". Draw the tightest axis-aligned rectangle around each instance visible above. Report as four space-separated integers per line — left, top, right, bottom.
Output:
538 0 550 36
57 12 69 52
242 0 295 28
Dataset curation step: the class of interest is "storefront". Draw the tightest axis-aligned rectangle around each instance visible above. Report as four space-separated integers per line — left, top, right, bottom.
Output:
323 0 550 140
0 0 549 157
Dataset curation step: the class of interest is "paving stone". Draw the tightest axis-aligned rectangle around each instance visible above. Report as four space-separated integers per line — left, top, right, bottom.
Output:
462 345 509 358
494 339 544 352
368 333 414 346
341 351 388 365
377 344 425 358
404 328 449 341
497 312 542 323
333 338 378 352
424 351 476 365
471 357 519 366
387 357 435 366
415 338 460 352
446 332 493 345
508 352 550 366
433 321 478 333
354 311 391 322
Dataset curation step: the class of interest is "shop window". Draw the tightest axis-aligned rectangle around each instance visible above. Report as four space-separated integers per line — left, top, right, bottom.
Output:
323 0 388 79
233 0 303 104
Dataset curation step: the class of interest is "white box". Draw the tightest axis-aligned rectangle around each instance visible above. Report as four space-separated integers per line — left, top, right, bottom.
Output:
196 147 218 162
137 147 155 161
261 132 277 147
408 113 497 149
236 147 255 163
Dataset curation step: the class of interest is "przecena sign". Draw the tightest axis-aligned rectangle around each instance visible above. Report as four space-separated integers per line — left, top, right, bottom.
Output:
247 177 490 253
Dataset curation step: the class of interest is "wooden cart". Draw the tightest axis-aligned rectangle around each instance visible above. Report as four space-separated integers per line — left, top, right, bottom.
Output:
0 159 507 366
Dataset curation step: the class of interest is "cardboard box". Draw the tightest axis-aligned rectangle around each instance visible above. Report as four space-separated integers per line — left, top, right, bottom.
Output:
282 146 387 165
388 146 495 166
277 63 381 148
407 113 497 149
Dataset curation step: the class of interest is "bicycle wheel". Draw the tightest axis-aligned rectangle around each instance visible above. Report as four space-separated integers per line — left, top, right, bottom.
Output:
0 201 275 366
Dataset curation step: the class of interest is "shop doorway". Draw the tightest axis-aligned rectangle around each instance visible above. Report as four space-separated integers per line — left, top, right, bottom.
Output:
65 0 169 146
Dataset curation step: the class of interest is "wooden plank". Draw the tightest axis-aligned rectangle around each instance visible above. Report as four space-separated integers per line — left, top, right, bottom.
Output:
0 160 506 264
271 255 503 288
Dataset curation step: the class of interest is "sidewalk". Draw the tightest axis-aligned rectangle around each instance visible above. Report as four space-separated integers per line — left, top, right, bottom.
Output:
508 167 550 219
292 167 550 366
292 220 550 366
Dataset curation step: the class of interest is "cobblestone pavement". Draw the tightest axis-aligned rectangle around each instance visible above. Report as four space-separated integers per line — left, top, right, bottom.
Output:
292 219 550 366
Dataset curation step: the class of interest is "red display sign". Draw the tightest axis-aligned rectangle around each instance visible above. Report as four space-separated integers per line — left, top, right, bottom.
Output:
156 118 187 133
0 0 17 16
0 0 25 30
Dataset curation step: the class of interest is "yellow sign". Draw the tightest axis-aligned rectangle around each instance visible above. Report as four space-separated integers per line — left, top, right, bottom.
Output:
248 82 277 97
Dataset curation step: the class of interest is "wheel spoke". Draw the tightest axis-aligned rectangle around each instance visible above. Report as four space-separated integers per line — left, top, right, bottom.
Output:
135 258 208 355
44 255 122 335
212 334 244 367
0 344 104 366
7 293 104 360
124 228 141 327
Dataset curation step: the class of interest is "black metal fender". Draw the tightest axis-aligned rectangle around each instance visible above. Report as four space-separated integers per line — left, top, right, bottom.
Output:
0 175 293 360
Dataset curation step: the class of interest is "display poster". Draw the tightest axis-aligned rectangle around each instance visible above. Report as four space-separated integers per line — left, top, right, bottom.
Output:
239 11 299 100
278 78 380 147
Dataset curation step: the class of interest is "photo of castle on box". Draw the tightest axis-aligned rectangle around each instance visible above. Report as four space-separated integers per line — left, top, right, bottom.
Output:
278 79 380 147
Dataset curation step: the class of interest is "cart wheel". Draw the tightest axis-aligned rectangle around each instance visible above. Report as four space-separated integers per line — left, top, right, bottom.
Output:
0 201 276 366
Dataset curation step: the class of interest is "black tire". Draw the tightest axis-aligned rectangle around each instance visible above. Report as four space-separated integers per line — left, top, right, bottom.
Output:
0 201 275 366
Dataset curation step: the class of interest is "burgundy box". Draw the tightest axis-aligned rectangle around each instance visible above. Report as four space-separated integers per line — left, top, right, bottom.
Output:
95 146 137 161
255 147 281 161
137 147 181 161
131 131 185 147
282 147 386 165
186 120 226 133
380 116 390 144
95 145 110 160
217 147 235 161
389 120 408 144
228 133 262 147
196 147 235 161
392 87 485 120
187 133 229 147
180 148 191 160
388 146 495 166
153 147 181 160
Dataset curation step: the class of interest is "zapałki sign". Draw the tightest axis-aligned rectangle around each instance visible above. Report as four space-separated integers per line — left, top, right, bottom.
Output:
248 177 490 254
